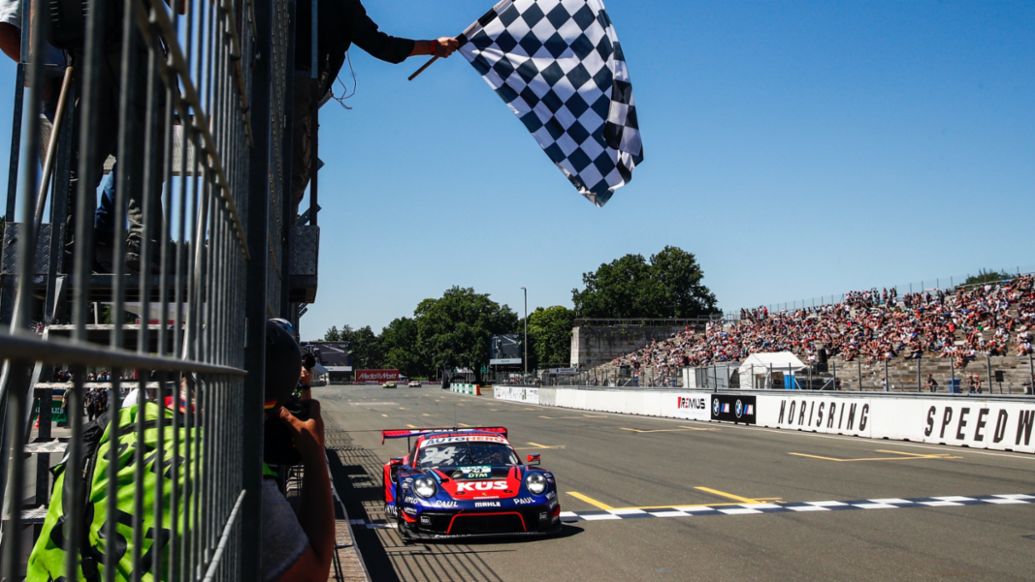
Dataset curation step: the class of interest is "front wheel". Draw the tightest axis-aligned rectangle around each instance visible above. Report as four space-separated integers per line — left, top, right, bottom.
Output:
396 513 413 544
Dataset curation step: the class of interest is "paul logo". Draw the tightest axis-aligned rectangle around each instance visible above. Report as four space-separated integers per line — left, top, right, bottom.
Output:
456 480 508 492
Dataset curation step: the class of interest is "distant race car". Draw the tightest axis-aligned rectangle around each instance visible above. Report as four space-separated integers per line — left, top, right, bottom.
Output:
382 381 397 389
408 380 422 388
381 427 561 540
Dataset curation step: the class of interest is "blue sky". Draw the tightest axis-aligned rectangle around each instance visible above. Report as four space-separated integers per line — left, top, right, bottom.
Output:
3 1 1033 340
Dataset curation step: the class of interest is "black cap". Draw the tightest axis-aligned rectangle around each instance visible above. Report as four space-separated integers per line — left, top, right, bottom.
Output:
265 318 301 407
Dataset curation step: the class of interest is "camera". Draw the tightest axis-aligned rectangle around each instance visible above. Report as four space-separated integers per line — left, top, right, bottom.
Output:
263 395 312 466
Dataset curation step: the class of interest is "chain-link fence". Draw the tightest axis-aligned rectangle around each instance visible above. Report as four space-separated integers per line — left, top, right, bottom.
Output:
0 0 306 578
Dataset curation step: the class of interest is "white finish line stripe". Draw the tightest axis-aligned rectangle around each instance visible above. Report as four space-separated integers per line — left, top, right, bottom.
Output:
350 493 1035 530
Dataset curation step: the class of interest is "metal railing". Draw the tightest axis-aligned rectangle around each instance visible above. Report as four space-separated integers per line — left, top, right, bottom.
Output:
0 0 300 579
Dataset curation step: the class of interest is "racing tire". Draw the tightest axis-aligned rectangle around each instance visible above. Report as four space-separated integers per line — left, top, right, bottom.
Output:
396 514 413 544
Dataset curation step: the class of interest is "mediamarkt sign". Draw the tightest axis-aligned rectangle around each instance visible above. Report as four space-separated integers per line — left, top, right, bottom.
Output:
356 369 400 382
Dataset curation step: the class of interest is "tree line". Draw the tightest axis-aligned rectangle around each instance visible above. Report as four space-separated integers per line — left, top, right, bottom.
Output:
322 246 718 380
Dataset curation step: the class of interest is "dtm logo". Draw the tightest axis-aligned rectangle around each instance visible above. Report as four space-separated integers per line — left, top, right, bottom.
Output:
457 480 508 492
735 399 743 419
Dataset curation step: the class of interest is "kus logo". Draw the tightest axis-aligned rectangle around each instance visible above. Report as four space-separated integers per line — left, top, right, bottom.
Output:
457 480 508 492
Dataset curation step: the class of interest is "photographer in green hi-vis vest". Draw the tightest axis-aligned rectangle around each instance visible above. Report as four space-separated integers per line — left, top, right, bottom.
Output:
27 319 334 581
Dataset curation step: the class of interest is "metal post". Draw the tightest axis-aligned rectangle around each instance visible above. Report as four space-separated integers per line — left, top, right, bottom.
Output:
240 0 273 577
768 363 772 389
883 359 889 391
986 354 992 395
521 286 528 378
858 360 863 391
951 358 956 392
1029 352 1034 396
832 361 837 390
916 356 921 392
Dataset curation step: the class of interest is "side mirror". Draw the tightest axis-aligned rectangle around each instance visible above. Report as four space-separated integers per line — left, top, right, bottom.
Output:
526 453 541 466
389 457 403 465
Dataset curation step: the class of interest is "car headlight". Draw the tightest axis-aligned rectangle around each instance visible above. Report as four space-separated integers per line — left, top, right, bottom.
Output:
525 472 547 495
414 476 436 498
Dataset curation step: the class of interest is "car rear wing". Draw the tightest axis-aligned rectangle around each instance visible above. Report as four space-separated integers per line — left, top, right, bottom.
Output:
381 426 508 444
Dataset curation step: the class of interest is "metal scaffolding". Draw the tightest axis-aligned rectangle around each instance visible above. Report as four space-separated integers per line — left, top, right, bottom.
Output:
0 0 310 578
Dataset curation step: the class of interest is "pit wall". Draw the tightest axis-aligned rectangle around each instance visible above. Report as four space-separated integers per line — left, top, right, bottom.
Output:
491 386 1035 454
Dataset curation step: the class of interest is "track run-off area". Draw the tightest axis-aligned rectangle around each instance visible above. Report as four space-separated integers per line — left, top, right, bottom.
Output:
317 384 1035 582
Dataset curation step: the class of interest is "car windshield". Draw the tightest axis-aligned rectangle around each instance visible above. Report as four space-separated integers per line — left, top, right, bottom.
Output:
417 441 518 468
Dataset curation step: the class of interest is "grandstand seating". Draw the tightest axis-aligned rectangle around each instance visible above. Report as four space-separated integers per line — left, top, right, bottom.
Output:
603 275 1035 392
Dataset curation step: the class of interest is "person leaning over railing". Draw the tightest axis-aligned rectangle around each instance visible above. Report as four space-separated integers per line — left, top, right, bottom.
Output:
290 0 460 205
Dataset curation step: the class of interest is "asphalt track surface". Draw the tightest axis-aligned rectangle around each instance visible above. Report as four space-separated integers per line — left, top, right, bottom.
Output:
316 384 1035 582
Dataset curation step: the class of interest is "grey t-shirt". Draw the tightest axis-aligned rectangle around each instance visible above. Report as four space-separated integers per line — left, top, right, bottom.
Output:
261 479 308 581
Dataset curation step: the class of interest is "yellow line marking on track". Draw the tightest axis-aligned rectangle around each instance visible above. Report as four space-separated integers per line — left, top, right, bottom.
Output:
788 450 960 463
876 449 944 458
457 422 472 427
526 441 564 449
539 415 555 419
567 491 615 511
582 414 607 418
421 413 431 417
398 407 407 411
694 486 760 504
381 414 389 417
621 426 718 433
406 424 418 429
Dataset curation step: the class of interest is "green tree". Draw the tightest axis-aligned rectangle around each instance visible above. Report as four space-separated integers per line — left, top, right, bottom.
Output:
572 246 718 318
526 306 574 368
324 325 341 341
962 269 1014 287
381 317 427 377
415 287 517 383
338 325 383 369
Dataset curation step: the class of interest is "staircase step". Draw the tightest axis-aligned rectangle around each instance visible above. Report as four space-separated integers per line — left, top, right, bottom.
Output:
25 440 68 455
21 506 48 525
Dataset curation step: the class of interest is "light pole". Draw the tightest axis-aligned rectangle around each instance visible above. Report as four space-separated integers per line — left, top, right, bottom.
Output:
521 287 528 378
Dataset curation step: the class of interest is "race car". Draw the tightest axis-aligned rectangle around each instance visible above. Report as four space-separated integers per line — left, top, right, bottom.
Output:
382 381 397 389
381 426 561 540
408 380 422 388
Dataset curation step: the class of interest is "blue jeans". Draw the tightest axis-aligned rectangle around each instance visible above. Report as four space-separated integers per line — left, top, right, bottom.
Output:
94 163 117 245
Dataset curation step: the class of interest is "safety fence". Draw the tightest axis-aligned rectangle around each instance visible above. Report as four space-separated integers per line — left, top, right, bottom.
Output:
0 0 308 579
563 352 1035 395
493 386 1035 455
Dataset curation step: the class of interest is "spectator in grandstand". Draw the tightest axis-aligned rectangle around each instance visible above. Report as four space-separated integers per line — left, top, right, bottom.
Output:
927 373 938 393
262 319 334 581
609 274 1035 386
290 0 460 203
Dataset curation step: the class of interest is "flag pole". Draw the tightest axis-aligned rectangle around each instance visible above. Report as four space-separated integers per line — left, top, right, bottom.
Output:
408 56 440 81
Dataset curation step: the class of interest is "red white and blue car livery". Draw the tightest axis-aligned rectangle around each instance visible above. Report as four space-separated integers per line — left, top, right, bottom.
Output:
381 427 561 540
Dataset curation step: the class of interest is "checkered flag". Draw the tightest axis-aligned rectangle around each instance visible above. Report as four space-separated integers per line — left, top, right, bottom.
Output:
458 0 643 206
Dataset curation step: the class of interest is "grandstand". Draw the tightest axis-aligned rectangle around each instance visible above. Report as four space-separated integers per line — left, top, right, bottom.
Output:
589 275 1035 393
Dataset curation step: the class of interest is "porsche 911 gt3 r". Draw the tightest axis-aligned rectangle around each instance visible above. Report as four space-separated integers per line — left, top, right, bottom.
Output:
381 427 561 540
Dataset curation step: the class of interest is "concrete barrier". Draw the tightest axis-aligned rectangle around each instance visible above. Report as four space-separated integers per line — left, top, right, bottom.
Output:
450 383 481 396
492 385 1035 454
